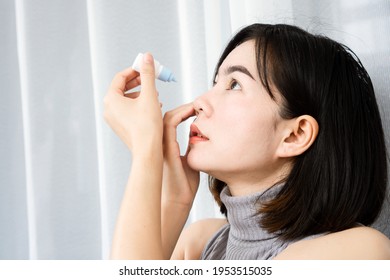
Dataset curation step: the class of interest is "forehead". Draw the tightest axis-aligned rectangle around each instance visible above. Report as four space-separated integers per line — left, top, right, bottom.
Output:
219 40 257 74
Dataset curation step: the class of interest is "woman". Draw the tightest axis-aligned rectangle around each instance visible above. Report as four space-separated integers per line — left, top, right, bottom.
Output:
104 24 390 259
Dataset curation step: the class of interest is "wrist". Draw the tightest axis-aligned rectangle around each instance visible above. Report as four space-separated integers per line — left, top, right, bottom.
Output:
162 197 194 213
131 137 163 161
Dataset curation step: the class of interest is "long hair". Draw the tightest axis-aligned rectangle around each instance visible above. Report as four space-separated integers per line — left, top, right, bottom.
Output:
209 23 388 241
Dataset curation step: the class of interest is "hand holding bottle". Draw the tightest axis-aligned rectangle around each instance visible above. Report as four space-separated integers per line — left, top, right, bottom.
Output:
104 52 163 156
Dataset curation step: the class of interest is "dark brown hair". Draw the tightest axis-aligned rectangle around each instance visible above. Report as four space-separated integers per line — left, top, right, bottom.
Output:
209 23 388 241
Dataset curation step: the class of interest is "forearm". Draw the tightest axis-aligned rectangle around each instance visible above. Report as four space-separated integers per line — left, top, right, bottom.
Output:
161 200 192 259
111 143 164 259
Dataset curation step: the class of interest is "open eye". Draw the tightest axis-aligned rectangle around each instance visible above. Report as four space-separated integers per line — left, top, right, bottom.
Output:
229 79 242 90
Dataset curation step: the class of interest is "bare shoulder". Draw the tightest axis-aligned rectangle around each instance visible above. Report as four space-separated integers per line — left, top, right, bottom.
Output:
171 218 227 260
275 226 390 260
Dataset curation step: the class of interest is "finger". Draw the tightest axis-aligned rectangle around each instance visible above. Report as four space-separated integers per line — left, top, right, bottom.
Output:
139 52 158 101
183 116 196 158
163 103 196 151
183 141 192 158
124 91 141 99
125 75 141 91
110 67 139 96
174 103 196 125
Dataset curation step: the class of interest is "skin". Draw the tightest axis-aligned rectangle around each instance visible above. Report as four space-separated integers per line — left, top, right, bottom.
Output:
105 44 390 260
105 54 164 259
186 41 317 196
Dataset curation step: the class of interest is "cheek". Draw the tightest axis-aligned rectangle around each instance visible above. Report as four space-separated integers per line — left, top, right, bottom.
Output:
222 106 274 142
218 108 278 158
187 101 280 171
223 122 275 155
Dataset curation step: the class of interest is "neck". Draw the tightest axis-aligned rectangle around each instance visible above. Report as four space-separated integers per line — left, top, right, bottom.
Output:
209 160 292 196
223 171 289 196
227 181 275 196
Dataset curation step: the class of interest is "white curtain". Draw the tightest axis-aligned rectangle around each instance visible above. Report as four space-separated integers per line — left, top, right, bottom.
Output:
1 0 389 259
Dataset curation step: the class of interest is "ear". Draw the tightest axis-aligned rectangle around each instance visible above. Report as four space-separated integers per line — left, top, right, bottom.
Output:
276 115 319 158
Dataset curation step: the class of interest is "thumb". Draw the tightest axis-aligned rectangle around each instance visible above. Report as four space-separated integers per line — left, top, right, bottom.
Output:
140 52 157 99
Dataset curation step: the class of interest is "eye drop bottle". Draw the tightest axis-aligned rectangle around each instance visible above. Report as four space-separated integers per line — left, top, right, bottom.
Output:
131 53 177 82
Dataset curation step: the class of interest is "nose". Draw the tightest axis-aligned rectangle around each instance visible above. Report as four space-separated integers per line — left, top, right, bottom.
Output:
193 91 212 117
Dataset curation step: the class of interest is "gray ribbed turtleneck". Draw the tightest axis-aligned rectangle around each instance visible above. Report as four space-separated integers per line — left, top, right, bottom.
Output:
201 185 324 260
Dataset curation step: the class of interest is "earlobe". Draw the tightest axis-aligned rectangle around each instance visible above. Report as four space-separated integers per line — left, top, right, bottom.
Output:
277 115 319 158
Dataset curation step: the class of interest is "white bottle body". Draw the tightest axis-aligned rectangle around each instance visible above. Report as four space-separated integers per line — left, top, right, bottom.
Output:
131 53 176 82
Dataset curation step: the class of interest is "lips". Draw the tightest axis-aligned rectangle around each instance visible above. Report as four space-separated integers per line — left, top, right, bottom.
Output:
189 124 209 144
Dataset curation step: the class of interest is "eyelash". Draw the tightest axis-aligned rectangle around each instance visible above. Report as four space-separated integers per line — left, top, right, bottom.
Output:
229 79 241 90
212 75 218 86
213 76 242 91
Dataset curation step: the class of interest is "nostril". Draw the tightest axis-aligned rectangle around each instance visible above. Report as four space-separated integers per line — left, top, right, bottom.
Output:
193 100 202 114
194 107 203 117
193 96 210 117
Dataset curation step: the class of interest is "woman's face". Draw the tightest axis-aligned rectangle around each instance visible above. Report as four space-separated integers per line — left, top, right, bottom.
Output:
187 40 290 193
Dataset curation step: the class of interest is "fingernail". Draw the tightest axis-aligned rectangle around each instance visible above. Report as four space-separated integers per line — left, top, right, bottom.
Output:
143 53 153 64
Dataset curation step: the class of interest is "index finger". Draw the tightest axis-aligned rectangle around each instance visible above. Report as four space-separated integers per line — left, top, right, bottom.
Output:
163 103 196 151
110 67 140 95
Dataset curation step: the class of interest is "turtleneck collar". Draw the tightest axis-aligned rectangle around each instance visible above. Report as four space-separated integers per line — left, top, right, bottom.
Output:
201 183 327 259
220 184 283 242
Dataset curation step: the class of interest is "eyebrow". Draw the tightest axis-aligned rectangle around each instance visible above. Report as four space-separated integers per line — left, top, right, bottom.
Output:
224 65 255 80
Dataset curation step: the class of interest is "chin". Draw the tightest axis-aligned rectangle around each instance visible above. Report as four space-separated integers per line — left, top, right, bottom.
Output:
186 151 211 173
186 152 202 170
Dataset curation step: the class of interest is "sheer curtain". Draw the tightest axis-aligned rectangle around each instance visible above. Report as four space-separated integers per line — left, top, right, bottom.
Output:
1 0 389 259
